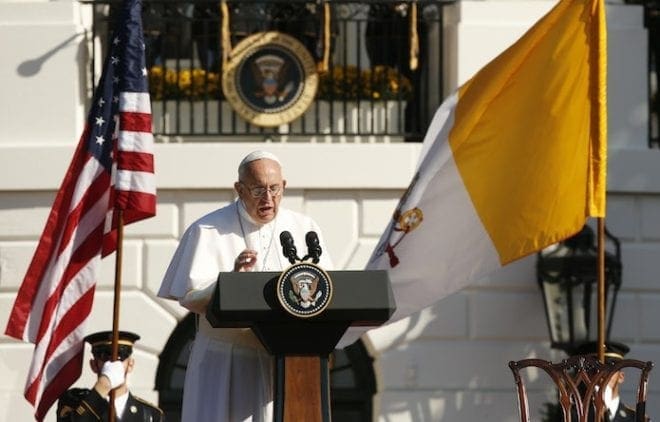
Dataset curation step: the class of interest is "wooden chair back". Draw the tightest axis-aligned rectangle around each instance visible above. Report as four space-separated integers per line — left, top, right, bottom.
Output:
508 355 653 421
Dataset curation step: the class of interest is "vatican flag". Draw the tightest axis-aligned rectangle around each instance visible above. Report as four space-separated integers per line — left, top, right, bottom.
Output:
366 0 607 323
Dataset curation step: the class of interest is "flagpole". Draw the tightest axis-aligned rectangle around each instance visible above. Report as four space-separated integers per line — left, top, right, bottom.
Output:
595 0 608 365
597 217 606 363
109 209 125 422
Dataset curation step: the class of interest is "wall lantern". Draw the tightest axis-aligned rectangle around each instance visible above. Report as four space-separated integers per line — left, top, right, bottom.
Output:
536 225 622 355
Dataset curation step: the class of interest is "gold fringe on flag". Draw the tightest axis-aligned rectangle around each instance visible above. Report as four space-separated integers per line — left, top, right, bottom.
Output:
317 2 331 73
409 1 419 71
220 0 231 69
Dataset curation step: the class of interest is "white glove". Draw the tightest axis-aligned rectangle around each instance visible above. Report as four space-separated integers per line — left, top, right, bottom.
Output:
101 360 125 389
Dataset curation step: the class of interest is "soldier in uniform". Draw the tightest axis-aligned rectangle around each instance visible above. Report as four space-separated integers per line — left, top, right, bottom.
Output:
573 341 649 422
56 331 163 422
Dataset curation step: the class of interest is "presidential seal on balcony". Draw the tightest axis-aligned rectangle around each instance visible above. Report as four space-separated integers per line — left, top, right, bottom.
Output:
222 31 318 127
277 262 333 318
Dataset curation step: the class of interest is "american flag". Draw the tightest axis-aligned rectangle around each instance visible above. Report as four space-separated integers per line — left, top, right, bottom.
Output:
4 0 155 419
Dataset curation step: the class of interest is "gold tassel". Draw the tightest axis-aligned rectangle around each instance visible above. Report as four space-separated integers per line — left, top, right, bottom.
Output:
220 1 231 70
409 1 419 71
317 2 331 73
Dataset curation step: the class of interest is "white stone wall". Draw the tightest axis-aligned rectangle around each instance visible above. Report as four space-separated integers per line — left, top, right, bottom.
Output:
1 1 658 422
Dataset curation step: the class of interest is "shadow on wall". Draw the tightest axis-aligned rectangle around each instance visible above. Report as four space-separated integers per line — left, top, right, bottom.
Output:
17 32 84 78
371 299 559 421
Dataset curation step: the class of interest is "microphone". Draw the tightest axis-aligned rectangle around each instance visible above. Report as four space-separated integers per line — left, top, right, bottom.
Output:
279 231 299 264
305 231 322 264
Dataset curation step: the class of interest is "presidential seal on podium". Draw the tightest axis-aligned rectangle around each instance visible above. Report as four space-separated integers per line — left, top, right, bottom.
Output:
222 31 318 127
277 262 333 318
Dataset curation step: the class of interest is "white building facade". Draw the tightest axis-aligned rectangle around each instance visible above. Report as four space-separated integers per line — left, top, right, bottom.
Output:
0 1 658 421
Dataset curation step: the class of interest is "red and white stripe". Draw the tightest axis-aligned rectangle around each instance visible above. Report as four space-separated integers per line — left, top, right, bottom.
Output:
103 92 156 255
7 132 109 419
5 92 155 420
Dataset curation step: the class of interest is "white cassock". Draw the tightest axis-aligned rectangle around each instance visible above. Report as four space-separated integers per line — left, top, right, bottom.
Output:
158 200 332 422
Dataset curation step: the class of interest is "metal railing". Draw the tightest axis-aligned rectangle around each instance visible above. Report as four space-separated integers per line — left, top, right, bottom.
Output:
89 0 659 147
642 0 660 148
90 0 450 142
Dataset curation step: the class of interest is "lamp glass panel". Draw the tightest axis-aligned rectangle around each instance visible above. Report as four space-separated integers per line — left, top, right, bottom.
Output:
542 281 569 343
542 281 590 345
571 282 588 343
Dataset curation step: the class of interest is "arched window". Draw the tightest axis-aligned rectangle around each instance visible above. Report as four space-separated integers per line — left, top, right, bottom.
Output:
154 313 196 421
329 341 376 421
155 313 375 421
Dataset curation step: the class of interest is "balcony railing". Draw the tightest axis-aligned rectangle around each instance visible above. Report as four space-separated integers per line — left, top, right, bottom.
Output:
89 0 450 142
88 0 659 146
642 0 659 148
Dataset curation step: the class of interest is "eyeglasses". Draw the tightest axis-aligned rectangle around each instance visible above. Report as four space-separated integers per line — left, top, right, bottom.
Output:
240 183 282 198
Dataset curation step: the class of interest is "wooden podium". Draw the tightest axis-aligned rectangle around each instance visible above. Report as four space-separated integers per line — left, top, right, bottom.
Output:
206 269 395 422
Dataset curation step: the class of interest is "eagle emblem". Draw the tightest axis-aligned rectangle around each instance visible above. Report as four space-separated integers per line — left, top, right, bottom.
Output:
288 271 322 309
277 263 333 318
252 54 295 105
222 31 318 127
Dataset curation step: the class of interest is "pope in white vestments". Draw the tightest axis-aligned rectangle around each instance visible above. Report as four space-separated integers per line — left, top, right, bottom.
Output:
158 151 332 422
